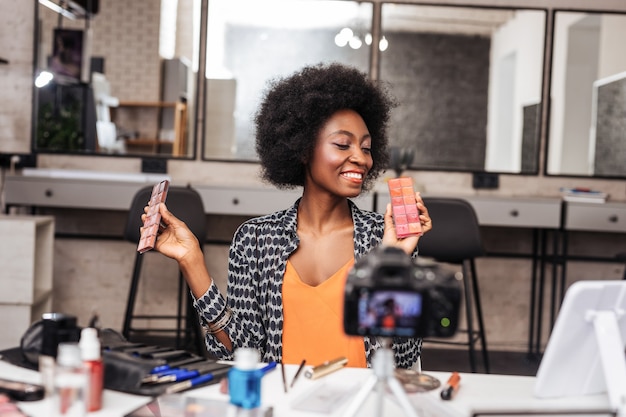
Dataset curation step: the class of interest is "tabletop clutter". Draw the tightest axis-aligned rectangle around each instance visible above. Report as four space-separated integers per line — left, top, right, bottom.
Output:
9 311 458 416
11 312 298 416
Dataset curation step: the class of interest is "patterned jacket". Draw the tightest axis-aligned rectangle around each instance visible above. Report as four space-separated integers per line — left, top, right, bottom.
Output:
192 198 422 368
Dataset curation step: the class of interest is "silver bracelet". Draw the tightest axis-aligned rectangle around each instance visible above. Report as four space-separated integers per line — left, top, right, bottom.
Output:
206 307 232 334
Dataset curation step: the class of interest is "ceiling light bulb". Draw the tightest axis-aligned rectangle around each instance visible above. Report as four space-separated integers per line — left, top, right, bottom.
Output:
349 35 362 49
339 27 353 38
335 27 354 47
379 36 389 52
365 33 372 45
335 32 349 47
35 71 54 88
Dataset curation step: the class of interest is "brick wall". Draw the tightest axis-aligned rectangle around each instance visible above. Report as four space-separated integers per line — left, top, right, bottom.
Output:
0 1 35 153
38 0 161 102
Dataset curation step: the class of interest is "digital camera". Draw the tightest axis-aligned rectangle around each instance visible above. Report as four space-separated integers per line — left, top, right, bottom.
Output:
343 246 461 339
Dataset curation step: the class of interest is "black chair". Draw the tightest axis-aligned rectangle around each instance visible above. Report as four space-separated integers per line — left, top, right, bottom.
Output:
122 184 207 356
418 197 490 373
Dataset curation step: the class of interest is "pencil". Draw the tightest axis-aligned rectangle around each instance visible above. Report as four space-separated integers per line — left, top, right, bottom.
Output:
304 356 348 380
280 361 288 393
290 359 306 388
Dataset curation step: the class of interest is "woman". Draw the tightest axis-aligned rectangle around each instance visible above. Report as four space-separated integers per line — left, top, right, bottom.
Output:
148 63 432 368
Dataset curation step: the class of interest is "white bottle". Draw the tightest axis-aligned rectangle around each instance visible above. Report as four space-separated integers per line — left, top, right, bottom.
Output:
53 342 87 417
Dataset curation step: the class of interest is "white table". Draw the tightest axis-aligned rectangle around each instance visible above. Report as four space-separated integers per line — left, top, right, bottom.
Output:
3 361 612 417
0 361 150 417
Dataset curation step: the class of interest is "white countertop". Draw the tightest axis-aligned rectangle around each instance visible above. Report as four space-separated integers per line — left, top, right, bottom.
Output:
3 360 612 417
20 168 170 183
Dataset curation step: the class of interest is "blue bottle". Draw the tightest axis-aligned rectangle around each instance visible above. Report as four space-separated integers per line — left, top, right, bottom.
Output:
228 348 262 410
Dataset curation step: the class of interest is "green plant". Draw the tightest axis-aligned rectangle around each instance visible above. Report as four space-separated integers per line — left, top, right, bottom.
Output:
37 95 84 151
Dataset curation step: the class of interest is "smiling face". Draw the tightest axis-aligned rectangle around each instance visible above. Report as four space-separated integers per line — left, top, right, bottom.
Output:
305 109 373 198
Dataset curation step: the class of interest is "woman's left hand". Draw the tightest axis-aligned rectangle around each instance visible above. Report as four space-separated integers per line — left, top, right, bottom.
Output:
382 192 432 255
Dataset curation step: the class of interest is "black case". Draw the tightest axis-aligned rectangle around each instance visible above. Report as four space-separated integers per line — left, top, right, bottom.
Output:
19 324 229 396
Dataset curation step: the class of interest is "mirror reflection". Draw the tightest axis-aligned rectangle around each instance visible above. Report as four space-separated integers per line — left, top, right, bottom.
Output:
381 5 545 173
33 0 197 159
546 10 626 178
202 1 546 175
203 0 371 161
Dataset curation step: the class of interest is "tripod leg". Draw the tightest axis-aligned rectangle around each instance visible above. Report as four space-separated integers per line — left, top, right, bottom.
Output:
342 375 378 417
375 379 385 417
344 342 421 417
387 377 420 417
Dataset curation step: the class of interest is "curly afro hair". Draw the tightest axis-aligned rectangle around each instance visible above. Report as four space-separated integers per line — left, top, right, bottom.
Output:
254 62 396 191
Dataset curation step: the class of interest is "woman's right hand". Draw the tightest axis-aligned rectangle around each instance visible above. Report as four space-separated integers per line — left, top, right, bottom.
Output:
142 202 200 262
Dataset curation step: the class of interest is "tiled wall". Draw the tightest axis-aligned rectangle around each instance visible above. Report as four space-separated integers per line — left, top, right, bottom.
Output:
37 0 161 102
594 80 626 176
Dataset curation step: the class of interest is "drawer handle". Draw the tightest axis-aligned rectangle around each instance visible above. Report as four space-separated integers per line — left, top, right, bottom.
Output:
232 198 239 205
509 209 519 217
45 189 53 198
609 215 618 223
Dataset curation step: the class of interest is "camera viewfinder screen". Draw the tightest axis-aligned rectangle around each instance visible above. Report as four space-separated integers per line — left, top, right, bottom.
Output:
357 289 423 337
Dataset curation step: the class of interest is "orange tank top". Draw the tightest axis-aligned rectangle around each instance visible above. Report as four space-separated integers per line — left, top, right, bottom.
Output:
281 258 367 368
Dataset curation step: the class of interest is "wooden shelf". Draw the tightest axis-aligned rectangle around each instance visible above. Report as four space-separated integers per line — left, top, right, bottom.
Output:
110 101 187 156
125 138 174 146
118 101 177 108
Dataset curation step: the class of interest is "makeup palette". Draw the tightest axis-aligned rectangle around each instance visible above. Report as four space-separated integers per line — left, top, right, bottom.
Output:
137 180 169 253
388 177 422 238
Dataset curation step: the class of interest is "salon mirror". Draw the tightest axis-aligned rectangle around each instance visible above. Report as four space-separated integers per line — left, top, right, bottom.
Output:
32 0 198 159
202 1 546 175
546 10 626 178
381 5 546 174
202 0 371 161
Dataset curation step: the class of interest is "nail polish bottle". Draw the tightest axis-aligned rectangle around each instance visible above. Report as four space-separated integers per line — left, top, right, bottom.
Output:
228 348 262 410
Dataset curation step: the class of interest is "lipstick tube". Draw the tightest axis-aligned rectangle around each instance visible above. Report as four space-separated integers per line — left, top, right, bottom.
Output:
304 357 348 380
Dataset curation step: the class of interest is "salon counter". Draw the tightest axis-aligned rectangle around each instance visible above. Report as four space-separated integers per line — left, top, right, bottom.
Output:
4 170 375 213
4 169 170 211
3 360 612 417
1 169 578 229
4 169 563 220
375 192 563 229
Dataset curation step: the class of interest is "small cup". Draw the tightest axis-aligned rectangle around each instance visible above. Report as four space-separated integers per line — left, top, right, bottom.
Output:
41 313 80 358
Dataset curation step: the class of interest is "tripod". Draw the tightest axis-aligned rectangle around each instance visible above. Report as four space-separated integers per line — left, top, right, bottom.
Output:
342 339 420 417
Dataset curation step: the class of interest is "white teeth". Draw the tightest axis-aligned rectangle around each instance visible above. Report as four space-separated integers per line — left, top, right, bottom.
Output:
343 172 363 179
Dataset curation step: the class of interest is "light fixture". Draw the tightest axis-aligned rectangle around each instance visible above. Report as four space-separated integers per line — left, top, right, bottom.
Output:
35 71 54 88
39 0 77 19
335 27 364 50
38 0 95 20
334 28 388 52
334 27 353 47
379 36 389 52
348 35 362 50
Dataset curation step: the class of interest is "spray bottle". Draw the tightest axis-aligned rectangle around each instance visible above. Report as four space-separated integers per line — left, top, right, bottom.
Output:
79 328 103 412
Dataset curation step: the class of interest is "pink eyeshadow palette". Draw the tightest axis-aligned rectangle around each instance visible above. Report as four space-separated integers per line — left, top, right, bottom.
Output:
388 177 422 238
137 180 169 253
